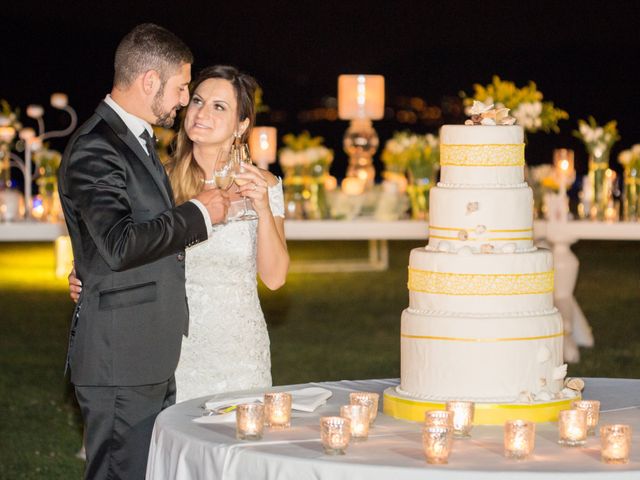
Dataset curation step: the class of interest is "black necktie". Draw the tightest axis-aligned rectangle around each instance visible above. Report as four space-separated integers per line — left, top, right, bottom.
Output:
139 129 163 174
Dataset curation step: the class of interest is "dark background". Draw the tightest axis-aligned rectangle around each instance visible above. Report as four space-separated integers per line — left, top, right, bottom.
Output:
2 0 639 185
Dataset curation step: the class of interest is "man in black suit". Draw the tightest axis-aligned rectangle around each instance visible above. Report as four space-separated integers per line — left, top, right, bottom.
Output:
58 24 228 479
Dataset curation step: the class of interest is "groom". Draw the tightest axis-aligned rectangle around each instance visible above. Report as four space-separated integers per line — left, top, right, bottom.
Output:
58 24 228 479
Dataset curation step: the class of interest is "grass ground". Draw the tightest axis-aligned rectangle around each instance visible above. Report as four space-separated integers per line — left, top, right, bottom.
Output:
0 239 638 478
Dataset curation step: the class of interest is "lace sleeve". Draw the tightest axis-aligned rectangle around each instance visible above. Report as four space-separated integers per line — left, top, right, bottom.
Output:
268 177 285 218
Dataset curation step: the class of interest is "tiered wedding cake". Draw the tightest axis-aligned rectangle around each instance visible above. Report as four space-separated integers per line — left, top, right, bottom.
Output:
384 106 579 424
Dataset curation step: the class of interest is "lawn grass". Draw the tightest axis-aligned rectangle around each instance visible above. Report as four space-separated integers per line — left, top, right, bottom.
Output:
0 239 638 478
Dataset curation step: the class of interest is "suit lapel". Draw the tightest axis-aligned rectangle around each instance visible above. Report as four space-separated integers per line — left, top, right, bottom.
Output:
95 102 173 208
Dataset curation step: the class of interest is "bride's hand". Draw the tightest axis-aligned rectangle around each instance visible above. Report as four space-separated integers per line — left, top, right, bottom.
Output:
234 163 271 215
68 267 82 303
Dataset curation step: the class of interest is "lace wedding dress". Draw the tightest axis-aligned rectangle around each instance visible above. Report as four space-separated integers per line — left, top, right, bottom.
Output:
175 180 285 403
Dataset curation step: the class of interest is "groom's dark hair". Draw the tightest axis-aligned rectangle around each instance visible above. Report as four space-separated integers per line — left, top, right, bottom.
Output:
113 23 193 88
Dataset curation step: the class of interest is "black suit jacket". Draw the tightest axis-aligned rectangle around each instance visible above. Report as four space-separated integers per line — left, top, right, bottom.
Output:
58 101 207 387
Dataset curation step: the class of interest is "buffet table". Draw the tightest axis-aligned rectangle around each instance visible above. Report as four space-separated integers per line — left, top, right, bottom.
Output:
146 378 640 480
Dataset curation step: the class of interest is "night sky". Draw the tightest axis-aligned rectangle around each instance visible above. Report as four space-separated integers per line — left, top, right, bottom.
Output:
3 0 639 181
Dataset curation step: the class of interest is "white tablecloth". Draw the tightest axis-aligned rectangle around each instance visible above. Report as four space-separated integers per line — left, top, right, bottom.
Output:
146 378 640 479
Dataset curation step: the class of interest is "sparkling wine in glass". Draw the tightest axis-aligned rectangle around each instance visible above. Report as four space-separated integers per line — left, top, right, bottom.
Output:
232 143 259 221
213 149 234 191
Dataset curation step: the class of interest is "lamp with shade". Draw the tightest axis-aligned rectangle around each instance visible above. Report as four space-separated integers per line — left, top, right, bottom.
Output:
249 126 277 170
338 74 385 190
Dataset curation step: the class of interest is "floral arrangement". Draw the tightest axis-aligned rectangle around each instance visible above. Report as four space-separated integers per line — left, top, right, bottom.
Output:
0 99 22 146
529 164 560 191
463 76 568 133
33 147 62 177
278 131 333 176
381 131 439 180
618 145 640 172
573 116 620 157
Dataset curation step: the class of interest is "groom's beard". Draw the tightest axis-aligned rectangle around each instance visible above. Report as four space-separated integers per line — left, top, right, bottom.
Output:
151 83 179 128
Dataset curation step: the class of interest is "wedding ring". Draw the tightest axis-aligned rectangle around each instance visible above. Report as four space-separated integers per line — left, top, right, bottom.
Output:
253 183 258 191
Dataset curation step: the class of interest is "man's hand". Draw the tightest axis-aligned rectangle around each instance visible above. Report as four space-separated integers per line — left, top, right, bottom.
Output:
194 188 230 225
68 267 82 303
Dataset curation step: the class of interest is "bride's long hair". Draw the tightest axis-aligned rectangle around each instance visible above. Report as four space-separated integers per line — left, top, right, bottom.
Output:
166 65 259 205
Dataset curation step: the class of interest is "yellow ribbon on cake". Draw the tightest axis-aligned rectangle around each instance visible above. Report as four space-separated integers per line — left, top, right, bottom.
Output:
408 268 554 295
440 143 525 167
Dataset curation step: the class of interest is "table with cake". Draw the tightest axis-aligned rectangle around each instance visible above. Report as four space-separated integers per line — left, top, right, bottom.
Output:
145 117 638 478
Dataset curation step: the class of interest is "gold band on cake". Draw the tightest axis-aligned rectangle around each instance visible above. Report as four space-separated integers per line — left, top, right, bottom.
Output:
408 268 554 296
401 331 564 342
440 143 525 167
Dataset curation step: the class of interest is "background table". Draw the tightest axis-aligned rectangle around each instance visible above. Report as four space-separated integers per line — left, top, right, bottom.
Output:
146 378 640 480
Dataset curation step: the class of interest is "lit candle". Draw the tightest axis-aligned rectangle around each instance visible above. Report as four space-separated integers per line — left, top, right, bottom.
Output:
424 409 453 428
571 400 600 436
341 177 365 196
340 404 370 440
558 409 587 446
504 420 535 460
600 424 632 464
553 148 575 193
445 401 475 437
236 403 265 441
51 93 69 109
349 392 379 426
0 126 16 143
422 426 453 464
26 104 44 119
324 175 338 191
263 392 291 429
320 416 351 455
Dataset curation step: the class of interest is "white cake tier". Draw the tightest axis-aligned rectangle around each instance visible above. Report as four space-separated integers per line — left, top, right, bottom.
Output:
427 185 534 253
439 125 525 186
400 308 565 402
408 247 554 314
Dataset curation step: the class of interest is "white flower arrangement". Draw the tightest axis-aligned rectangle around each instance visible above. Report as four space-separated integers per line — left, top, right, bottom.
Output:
618 144 640 171
573 117 619 157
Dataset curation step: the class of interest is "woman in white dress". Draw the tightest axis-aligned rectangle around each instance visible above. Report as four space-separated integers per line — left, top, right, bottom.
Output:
69 65 288 403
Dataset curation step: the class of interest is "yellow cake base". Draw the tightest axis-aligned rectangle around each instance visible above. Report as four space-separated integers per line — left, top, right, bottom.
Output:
383 387 579 425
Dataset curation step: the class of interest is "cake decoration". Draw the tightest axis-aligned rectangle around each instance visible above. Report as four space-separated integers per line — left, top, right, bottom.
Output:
466 202 479 214
464 100 517 126
457 230 469 241
480 244 494 254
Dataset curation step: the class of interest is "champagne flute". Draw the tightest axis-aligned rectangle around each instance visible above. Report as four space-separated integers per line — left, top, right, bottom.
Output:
232 143 259 221
213 149 235 191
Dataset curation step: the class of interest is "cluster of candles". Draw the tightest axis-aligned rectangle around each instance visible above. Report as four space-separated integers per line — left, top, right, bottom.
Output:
235 393 631 464
420 399 632 465
235 392 293 440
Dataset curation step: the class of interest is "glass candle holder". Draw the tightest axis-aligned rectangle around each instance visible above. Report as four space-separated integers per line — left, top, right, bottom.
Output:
600 424 632 464
236 403 265 441
504 420 536 460
424 409 453 428
340 404 370 440
445 401 475 437
320 416 351 455
264 392 292 429
349 392 379 426
558 409 587 446
571 399 600 436
422 426 453 464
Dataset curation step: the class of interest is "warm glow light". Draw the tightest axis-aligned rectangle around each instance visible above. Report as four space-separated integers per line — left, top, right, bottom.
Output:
341 177 365 196
51 93 69 109
249 127 277 165
338 75 385 120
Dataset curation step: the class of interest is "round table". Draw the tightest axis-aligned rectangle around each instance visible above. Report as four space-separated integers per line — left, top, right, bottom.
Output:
146 378 640 479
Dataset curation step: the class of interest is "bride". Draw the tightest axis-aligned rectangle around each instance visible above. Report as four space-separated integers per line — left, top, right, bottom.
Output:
69 65 288 403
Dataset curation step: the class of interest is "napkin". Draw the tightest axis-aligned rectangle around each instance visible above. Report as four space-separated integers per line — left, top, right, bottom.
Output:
193 387 333 424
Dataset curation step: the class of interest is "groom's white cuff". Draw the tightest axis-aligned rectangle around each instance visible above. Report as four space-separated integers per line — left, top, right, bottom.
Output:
189 199 214 237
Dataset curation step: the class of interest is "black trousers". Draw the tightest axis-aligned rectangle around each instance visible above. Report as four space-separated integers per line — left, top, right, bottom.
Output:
75 377 176 480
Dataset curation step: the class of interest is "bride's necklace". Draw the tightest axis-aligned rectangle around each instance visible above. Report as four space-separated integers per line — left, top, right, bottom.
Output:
202 178 216 186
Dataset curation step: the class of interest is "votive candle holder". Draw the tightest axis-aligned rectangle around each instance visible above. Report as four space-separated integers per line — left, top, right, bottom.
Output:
320 416 351 455
504 420 536 460
445 401 475 437
558 409 587 446
264 392 292 429
571 399 600 436
424 409 453 428
600 424 632 464
236 403 265 441
422 426 453 464
349 392 379 426
340 404 370 440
